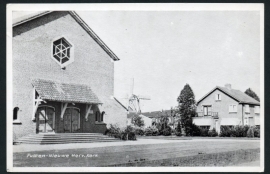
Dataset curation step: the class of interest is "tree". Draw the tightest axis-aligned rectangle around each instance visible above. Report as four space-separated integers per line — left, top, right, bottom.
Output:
175 121 182 136
132 115 145 127
245 88 260 102
177 84 197 136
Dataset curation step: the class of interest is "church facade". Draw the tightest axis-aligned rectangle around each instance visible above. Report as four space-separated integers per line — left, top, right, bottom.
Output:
12 11 127 139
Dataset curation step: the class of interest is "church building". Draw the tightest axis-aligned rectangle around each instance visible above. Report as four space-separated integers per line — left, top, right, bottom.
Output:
12 11 127 140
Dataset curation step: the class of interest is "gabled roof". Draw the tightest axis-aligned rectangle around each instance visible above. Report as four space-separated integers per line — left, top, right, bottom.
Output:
32 78 102 104
197 86 260 105
13 11 120 61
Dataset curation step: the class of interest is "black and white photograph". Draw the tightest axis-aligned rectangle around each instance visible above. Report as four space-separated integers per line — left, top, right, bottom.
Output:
7 3 264 172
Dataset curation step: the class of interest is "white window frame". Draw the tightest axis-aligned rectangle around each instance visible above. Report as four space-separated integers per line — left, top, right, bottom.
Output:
215 94 221 101
229 104 237 113
51 36 74 68
255 106 260 114
245 104 250 113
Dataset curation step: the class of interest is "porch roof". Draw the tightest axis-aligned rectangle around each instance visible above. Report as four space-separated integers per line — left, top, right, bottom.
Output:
32 79 102 104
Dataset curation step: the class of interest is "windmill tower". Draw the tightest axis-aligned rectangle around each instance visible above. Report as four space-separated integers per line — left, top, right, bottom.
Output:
123 78 151 114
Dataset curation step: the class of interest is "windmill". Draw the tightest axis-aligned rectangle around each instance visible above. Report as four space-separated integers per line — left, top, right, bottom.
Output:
122 78 151 114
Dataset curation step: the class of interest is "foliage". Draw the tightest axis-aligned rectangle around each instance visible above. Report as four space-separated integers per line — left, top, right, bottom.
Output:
219 126 232 137
208 128 218 137
247 127 255 138
134 126 145 136
219 125 259 138
190 123 201 136
145 126 159 136
254 126 260 138
229 127 237 137
132 115 145 127
245 88 260 102
105 124 121 137
200 128 209 137
234 125 250 137
175 122 182 136
105 124 137 140
162 126 172 136
177 84 197 136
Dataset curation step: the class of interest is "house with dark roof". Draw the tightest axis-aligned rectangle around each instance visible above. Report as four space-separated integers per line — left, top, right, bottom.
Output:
193 84 260 133
140 109 180 128
12 11 127 139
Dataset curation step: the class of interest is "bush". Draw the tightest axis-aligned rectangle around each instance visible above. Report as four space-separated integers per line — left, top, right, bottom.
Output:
208 128 218 137
145 126 159 136
105 124 121 138
230 127 237 137
254 126 260 138
219 126 231 137
247 127 255 138
162 127 172 136
105 124 137 140
190 124 201 136
200 128 209 137
134 126 145 136
175 122 182 136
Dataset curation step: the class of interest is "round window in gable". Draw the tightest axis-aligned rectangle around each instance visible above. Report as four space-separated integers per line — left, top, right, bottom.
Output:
51 37 74 68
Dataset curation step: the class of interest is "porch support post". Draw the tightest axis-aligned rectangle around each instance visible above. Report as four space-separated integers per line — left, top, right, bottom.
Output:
61 103 68 120
85 104 92 121
32 96 46 121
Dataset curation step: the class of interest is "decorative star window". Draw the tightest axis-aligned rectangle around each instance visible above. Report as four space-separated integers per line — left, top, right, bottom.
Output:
52 37 74 67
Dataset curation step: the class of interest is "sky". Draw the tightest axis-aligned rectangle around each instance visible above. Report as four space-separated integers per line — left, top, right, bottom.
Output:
12 10 261 112
77 11 260 112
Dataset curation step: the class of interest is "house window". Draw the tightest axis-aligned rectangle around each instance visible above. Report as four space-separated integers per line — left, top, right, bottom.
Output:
245 105 250 113
203 105 212 116
229 104 237 113
255 106 260 114
215 94 221 101
52 37 73 67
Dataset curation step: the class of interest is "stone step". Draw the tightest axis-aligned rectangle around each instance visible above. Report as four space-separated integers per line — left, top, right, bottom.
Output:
18 137 116 141
16 133 120 144
18 139 120 143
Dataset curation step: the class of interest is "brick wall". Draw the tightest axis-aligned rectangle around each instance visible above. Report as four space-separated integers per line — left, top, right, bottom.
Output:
13 11 126 139
196 89 243 131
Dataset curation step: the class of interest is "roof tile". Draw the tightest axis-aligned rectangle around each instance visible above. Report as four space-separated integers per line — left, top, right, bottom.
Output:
32 79 102 104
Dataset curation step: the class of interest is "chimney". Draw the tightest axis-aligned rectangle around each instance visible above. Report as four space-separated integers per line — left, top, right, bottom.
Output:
225 84 231 90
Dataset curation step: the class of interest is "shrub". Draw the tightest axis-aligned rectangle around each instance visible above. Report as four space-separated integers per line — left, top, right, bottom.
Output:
145 126 159 136
134 126 145 136
200 128 209 137
219 126 231 137
254 126 260 138
208 128 218 137
247 127 254 138
162 127 172 136
243 125 250 137
175 122 182 136
230 127 237 137
120 125 137 140
105 124 137 140
190 124 201 136
105 124 121 138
